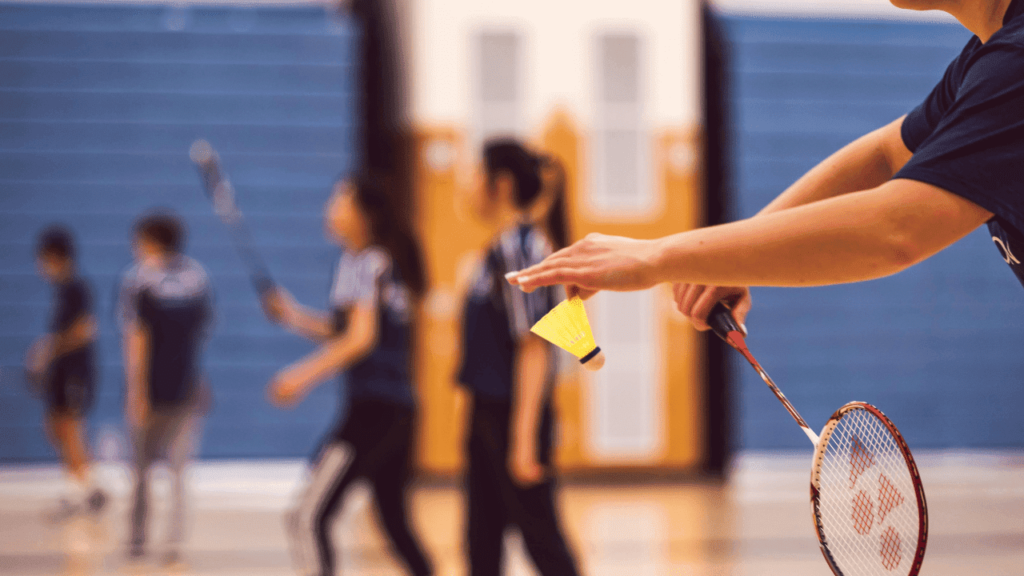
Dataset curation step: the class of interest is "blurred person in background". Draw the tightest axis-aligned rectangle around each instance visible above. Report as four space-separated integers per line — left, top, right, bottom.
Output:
26 225 107 521
117 212 212 565
510 0 1024 328
262 174 434 576
457 139 581 576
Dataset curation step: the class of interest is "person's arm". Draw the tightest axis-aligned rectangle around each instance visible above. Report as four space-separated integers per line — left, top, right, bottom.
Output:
123 321 150 429
510 334 549 486
267 304 378 407
51 314 97 357
511 178 992 291
669 116 914 329
262 287 334 341
758 116 912 216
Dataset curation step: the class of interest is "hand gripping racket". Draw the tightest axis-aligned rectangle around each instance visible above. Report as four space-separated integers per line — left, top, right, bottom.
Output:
708 303 928 576
189 140 275 297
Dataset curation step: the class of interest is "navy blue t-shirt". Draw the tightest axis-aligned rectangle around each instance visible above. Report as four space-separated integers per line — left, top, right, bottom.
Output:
458 223 559 401
896 0 1024 288
49 275 95 378
330 246 415 406
117 256 213 408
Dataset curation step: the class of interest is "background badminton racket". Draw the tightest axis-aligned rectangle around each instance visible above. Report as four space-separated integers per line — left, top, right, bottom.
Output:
708 302 927 576
189 140 275 298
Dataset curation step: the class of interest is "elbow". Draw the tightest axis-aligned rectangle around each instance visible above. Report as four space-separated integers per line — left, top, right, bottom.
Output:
881 222 929 273
350 328 379 360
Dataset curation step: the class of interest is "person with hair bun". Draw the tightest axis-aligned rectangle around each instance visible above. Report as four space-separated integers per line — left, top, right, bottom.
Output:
457 138 581 576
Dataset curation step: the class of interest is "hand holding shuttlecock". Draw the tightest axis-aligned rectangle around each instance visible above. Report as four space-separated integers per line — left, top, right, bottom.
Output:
530 296 605 371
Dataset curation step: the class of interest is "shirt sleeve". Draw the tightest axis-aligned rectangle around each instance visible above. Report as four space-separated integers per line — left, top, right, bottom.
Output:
331 248 389 309
901 47 969 153
498 228 554 340
895 44 1024 235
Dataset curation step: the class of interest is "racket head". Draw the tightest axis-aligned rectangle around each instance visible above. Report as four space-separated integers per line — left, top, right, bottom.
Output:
811 402 928 576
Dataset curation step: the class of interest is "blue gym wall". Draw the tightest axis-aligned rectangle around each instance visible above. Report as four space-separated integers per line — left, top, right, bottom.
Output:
722 15 1024 450
0 3 357 461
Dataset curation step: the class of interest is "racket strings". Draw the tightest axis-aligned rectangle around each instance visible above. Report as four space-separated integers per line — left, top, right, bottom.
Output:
816 408 920 574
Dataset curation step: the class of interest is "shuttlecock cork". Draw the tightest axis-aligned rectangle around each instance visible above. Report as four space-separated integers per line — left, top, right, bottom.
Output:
530 296 605 371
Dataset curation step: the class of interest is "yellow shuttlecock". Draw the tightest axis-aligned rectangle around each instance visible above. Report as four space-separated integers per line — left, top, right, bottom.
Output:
530 296 605 371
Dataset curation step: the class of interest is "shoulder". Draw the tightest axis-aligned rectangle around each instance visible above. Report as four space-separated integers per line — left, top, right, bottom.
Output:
180 256 210 284
119 262 147 290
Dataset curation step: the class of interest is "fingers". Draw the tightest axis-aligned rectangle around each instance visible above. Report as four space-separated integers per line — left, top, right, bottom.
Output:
517 267 592 293
568 286 599 300
730 290 753 332
690 288 722 331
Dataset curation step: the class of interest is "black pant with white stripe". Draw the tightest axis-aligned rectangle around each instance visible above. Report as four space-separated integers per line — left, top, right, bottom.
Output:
466 397 581 576
289 399 433 576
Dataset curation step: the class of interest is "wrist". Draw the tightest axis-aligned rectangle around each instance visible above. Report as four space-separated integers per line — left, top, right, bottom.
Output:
644 237 673 285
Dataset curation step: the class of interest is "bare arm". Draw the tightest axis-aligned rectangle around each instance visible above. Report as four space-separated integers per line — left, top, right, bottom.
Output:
263 288 335 341
510 334 549 485
52 314 97 357
760 116 913 215
123 322 150 428
512 179 992 290
268 304 378 406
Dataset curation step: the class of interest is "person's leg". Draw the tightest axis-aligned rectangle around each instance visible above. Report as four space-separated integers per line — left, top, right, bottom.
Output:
466 401 509 576
165 408 199 559
513 481 581 576
129 418 156 555
288 441 361 576
507 407 581 576
367 412 433 576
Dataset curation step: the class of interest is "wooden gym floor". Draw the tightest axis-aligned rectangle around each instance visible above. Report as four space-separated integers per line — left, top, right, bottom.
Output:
0 452 1021 575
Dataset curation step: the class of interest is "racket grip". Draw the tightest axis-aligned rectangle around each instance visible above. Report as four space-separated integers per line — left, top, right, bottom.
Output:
708 302 742 342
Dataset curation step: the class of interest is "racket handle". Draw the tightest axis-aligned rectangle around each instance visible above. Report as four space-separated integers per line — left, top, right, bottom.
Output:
708 302 742 342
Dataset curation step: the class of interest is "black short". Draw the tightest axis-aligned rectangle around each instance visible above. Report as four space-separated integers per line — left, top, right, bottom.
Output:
45 352 95 416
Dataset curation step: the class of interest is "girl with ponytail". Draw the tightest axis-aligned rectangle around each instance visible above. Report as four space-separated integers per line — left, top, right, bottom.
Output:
456 138 581 576
262 173 434 576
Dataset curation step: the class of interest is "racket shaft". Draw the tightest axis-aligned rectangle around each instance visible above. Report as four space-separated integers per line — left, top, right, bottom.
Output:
708 302 819 445
191 142 275 296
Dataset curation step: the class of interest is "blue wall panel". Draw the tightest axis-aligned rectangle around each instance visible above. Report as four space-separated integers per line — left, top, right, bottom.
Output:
0 3 358 461
722 16 1024 449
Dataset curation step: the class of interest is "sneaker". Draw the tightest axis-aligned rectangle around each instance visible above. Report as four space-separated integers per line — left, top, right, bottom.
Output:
87 489 108 515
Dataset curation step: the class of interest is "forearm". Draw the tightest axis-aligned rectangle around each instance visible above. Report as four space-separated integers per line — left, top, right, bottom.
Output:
123 326 149 408
52 316 96 356
650 180 988 287
283 304 334 341
280 333 373 393
512 336 548 456
759 116 910 216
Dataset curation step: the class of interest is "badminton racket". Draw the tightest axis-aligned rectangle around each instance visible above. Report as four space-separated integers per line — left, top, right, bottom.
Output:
189 140 275 297
708 302 928 576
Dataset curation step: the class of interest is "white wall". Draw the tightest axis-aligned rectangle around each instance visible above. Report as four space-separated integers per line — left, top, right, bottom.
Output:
410 0 702 131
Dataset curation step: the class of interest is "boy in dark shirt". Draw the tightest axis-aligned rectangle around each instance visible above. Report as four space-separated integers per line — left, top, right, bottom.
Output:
27 226 107 520
117 212 212 564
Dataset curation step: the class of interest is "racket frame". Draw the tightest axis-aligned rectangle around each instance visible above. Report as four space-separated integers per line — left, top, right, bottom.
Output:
189 140 275 297
810 401 929 576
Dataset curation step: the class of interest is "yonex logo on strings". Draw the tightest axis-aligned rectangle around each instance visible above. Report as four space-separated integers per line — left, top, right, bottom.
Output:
849 435 907 571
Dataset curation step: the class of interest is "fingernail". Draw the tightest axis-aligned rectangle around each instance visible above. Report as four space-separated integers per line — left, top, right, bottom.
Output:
504 271 519 281
740 323 748 336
